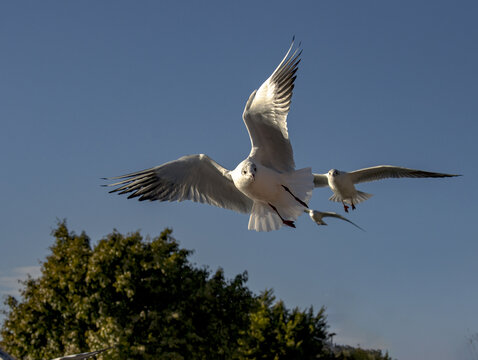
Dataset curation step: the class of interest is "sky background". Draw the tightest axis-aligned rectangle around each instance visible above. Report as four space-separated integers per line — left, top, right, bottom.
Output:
1 1 477 359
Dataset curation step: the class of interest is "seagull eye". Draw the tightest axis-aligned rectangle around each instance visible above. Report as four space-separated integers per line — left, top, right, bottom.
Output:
242 170 246 175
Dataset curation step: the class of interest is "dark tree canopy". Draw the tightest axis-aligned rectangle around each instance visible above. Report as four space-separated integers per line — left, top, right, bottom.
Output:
1 222 391 360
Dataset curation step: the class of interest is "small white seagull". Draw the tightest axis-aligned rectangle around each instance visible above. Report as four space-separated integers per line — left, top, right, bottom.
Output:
105 40 350 232
305 209 364 231
313 165 460 212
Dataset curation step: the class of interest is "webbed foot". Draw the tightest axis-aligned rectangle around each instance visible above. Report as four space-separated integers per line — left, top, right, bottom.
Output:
343 202 350 213
282 220 296 228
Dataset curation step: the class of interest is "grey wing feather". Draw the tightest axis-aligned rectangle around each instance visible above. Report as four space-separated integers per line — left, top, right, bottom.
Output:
104 154 253 214
320 211 365 231
242 40 302 172
50 347 111 360
313 174 329 187
348 165 460 185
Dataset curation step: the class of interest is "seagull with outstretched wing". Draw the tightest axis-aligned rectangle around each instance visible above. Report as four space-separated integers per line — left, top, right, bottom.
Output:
305 209 364 231
313 166 460 212
104 40 354 231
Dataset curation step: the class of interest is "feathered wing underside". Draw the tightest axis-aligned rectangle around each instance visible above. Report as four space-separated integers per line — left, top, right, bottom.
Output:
104 154 253 214
242 40 302 172
329 190 373 205
313 173 329 187
349 165 460 185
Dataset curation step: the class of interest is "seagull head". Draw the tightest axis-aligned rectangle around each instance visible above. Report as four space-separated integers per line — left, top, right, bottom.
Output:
327 169 340 178
231 159 257 189
240 160 257 182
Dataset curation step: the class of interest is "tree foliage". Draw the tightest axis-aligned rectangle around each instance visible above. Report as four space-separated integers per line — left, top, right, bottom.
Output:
1 222 391 360
237 290 331 359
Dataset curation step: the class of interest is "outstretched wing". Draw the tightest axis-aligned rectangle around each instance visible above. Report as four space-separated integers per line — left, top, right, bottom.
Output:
318 211 365 231
50 347 111 360
313 174 328 187
104 154 253 214
307 209 364 231
348 165 460 185
242 39 302 173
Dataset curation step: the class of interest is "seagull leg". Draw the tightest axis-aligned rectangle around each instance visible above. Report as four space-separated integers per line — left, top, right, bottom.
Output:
281 185 309 208
269 203 296 228
342 201 349 213
351 203 356 210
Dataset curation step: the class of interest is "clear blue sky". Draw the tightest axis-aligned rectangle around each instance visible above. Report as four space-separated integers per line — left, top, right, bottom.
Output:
1 1 477 359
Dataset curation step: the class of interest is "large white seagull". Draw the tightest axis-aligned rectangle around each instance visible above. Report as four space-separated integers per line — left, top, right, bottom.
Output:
104 41 350 231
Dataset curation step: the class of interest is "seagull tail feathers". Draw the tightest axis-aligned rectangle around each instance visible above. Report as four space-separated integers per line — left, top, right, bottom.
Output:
353 190 373 204
329 191 373 205
248 201 283 232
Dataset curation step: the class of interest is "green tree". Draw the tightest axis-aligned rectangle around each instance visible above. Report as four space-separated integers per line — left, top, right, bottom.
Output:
1 222 392 360
1 222 254 359
237 290 332 359
1 223 92 359
84 228 254 359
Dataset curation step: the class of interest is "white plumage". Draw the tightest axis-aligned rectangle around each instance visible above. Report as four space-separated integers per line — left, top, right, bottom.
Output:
313 166 460 212
105 40 352 231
